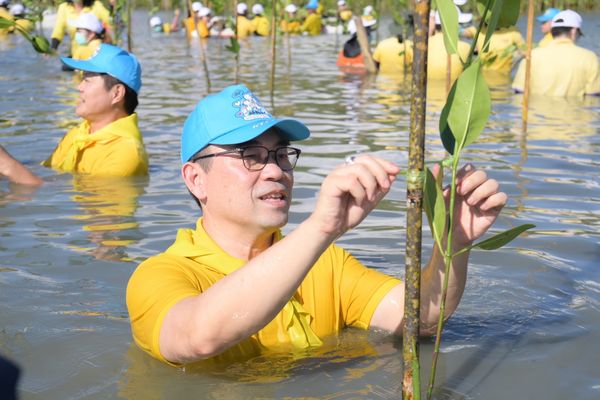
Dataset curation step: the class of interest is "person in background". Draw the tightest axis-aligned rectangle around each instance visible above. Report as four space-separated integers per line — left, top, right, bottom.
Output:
301 0 322 36
8 3 33 33
372 33 413 75
0 44 148 185
251 3 269 37
512 10 600 98
150 9 181 34
196 7 213 38
536 7 560 47
280 3 301 34
336 0 352 33
51 0 112 60
126 84 507 367
427 10 471 82
236 2 254 38
72 13 104 60
475 20 525 75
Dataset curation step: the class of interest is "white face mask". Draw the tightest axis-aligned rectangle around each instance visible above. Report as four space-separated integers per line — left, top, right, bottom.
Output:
75 31 89 45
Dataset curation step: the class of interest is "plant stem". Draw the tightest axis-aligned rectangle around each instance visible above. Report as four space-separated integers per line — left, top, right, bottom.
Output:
426 152 460 400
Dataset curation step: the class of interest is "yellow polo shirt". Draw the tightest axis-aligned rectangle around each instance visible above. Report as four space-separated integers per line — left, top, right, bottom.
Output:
126 218 400 366
43 113 148 176
427 32 471 81
301 13 322 36
252 15 270 36
476 27 525 73
512 37 600 97
372 36 414 75
51 1 111 55
236 15 254 38
538 32 553 48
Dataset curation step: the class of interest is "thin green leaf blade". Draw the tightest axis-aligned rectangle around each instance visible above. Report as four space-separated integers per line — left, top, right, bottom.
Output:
439 81 457 154
469 224 535 251
0 16 16 29
437 0 459 55
447 60 491 153
424 167 447 251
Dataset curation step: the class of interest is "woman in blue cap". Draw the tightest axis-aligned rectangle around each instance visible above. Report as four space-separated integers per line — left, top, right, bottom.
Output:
537 7 560 47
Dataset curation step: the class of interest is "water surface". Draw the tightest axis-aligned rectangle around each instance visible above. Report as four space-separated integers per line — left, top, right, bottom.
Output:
1 11 599 400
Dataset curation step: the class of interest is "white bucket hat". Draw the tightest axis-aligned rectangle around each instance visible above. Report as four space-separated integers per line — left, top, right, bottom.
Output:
237 2 248 14
284 3 297 13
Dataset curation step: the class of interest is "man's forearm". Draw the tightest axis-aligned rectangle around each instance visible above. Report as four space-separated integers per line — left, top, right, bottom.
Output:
419 242 469 334
159 217 337 363
0 146 43 186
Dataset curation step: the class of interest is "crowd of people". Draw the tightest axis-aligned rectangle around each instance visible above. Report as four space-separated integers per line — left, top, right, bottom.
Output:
367 2 599 97
0 0 597 378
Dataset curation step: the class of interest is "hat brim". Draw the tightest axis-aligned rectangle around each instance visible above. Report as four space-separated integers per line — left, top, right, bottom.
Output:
61 56 108 75
536 15 551 22
209 118 310 147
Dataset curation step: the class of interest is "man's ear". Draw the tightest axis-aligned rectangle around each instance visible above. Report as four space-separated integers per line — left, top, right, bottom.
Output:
182 162 207 203
110 83 126 106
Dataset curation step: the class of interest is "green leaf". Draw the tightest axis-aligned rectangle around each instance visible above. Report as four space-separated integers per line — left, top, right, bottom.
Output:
31 36 51 54
0 16 16 29
439 81 457 154
225 37 240 54
436 0 459 55
439 60 491 155
476 0 520 30
462 224 535 253
423 167 447 252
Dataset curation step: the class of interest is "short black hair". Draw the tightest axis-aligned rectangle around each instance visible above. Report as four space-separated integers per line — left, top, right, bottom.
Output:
551 26 579 38
98 73 139 115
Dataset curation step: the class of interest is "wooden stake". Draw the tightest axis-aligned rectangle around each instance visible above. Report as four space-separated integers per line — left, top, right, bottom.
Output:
522 0 535 130
403 0 431 399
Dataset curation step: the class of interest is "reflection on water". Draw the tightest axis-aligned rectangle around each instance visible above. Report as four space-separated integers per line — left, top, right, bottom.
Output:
1 11 600 400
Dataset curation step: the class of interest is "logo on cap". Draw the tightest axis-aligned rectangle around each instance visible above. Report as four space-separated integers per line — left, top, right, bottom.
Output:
232 89 272 121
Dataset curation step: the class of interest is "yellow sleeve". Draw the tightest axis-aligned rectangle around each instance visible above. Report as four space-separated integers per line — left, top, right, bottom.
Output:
511 59 525 92
372 44 382 62
337 249 401 329
126 254 207 363
51 3 68 41
586 56 600 95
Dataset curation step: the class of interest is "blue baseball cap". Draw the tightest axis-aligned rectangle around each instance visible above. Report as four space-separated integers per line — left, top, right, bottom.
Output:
61 44 142 94
181 84 310 163
537 8 560 23
306 0 319 10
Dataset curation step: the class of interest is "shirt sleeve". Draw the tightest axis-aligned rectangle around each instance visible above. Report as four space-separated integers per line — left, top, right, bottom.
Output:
585 56 600 95
51 4 67 41
337 248 401 329
126 254 206 364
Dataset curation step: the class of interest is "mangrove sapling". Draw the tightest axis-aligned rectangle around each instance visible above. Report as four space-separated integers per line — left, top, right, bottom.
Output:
423 0 535 398
0 17 52 55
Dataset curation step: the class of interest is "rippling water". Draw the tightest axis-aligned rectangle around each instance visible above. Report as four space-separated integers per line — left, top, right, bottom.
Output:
1 11 599 400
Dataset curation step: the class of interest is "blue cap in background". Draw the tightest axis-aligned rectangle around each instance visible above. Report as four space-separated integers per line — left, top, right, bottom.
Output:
61 44 142 94
181 84 310 163
306 0 319 10
537 8 560 23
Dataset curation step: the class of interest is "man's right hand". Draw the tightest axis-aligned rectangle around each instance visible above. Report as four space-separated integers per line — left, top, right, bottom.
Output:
308 155 400 239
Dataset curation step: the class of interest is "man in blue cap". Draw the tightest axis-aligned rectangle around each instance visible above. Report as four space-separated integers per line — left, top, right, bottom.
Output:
0 44 148 185
126 84 507 366
536 7 560 47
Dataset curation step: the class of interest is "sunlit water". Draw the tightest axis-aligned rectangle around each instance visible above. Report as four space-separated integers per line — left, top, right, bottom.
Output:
1 11 599 400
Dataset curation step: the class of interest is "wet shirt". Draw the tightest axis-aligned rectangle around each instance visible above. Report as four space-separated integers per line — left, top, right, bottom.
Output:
237 15 254 38
51 1 110 56
301 13 322 36
538 32 553 48
372 37 414 75
280 19 301 34
512 38 600 98
252 15 270 36
126 218 400 366
427 33 471 81
476 27 525 73
43 113 148 176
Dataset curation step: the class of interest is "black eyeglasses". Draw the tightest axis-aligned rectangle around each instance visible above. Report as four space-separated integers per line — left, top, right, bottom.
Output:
192 145 302 171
